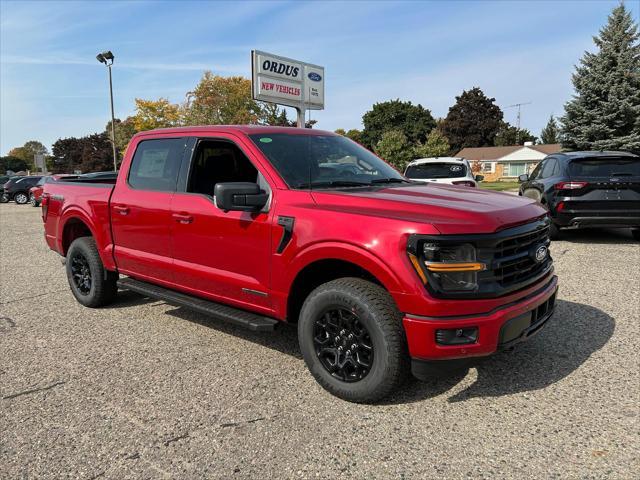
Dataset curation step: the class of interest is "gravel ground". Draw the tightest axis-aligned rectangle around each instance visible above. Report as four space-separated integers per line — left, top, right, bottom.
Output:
1 202 639 479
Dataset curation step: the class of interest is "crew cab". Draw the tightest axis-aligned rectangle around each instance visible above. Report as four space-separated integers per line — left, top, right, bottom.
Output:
42 126 558 402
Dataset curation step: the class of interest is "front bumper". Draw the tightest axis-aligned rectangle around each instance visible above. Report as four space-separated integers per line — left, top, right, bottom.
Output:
402 275 558 367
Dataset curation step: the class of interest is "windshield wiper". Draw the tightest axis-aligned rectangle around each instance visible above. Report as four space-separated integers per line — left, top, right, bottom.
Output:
370 178 412 184
296 180 371 189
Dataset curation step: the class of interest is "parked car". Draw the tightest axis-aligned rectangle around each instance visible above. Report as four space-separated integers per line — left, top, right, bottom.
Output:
1 175 22 202
42 126 557 402
29 175 79 207
2 176 41 204
404 157 483 187
518 151 640 239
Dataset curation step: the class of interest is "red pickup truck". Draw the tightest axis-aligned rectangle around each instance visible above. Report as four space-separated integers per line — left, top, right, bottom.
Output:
42 126 558 402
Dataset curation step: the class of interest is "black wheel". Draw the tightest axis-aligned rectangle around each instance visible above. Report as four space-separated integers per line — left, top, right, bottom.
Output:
632 229 640 241
549 222 561 240
298 277 409 403
30 193 39 207
14 192 28 204
66 237 118 307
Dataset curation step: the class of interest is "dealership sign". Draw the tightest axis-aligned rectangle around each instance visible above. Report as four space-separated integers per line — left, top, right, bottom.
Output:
251 50 324 110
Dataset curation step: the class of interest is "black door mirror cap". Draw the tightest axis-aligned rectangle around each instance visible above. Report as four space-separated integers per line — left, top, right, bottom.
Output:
214 182 268 212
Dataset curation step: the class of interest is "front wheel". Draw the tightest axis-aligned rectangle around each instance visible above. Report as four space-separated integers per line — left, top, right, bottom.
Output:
30 193 39 207
14 192 29 204
66 237 118 307
298 278 409 403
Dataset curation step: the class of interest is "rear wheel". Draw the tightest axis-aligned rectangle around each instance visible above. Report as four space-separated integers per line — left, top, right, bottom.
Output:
522 188 542 202
632 229 640 241
0 194 8 203
14 192 28 204
66 237 118 307
549 222 561 240
298 277 409 403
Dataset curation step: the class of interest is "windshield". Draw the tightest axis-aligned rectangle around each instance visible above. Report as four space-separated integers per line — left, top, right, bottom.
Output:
405 162 467 179
249 133 405 189
569 157 640 178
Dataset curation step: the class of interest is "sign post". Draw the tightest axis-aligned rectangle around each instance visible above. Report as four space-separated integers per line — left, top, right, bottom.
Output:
251 50 324 128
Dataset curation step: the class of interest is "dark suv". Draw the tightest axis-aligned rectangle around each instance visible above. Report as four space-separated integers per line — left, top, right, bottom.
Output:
2 176 42 204
518 151 640 239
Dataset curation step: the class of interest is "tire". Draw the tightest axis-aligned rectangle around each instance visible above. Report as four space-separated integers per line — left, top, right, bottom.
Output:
632 229 640 241
298 277 409 403
549 222 561 240
66 236 118 307
522 188 542 202
14 192 29 204
0 194 8 203
30 193 39 207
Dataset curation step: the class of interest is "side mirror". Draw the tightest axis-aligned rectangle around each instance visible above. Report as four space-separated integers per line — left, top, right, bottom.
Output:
214 182 268 212
475 174 484 182
518 174 529 182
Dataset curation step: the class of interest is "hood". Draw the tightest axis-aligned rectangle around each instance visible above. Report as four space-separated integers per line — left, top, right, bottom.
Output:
310 183 547 234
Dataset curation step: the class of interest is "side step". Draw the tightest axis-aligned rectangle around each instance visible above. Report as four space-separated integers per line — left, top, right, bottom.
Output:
117 277 279 331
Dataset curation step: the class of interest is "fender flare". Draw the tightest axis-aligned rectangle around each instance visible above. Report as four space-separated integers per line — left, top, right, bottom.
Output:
58 208 115 270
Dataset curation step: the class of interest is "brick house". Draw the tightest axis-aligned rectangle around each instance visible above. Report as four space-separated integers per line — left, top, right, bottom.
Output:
456 143 562 181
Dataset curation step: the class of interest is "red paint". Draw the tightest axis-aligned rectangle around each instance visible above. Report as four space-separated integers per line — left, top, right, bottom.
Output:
42 126 557 363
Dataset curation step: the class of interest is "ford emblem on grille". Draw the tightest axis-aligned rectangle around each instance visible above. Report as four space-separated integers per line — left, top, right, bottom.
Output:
535 245 548 263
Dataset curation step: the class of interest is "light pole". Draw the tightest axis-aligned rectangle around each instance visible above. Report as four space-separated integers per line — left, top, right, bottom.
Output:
96 50 117 171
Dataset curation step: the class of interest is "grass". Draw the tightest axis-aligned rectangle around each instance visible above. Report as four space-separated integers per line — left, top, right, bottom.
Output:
479 181 520 191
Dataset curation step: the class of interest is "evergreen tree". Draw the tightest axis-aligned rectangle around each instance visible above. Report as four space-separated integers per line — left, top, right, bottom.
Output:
561 3 640 151
439 87 504 153
540 115 560 144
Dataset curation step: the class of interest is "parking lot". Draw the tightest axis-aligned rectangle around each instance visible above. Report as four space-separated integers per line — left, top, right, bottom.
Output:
0 202 638 479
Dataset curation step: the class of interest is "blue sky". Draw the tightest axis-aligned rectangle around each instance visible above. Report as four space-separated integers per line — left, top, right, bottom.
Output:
1 0 637 155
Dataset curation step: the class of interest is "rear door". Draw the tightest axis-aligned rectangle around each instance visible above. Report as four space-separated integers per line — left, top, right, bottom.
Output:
110 137 186 284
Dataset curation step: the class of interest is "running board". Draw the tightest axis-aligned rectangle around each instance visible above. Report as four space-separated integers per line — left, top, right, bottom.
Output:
117 277 279 331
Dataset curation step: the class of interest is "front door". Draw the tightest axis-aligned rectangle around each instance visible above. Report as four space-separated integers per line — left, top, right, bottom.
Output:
170 136 274 314
110 137 186 284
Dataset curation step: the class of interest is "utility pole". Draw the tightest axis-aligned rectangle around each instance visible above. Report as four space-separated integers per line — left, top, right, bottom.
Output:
507 102 532 144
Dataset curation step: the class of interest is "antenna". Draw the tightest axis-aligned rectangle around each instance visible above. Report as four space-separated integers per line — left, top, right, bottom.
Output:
507 102 532 144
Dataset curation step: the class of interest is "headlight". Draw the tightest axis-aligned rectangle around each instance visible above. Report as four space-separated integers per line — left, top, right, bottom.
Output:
407 238 486 293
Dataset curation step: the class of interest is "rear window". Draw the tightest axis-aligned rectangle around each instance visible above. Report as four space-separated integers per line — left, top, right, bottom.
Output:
405 162 466 179
569 157 640 178
128 139 185 191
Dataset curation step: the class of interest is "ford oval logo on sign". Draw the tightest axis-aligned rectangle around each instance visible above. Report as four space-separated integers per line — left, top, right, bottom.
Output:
308 72 322 82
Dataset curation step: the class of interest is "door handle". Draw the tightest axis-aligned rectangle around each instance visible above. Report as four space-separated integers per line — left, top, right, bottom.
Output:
173 212 194 224
114 205 129 215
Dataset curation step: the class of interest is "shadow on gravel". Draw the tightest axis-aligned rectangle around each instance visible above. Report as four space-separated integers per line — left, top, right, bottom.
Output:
556 227 636 245
109 289 160 308
165 305 303 359
384 299 615 405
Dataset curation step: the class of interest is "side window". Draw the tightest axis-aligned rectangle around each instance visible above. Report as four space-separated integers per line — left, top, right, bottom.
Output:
540 159 557 179
529 162 543 180
128 138 184 191
187 140 260 197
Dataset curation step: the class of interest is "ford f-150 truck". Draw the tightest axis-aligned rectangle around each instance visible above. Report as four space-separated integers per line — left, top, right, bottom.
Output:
42 126 558 402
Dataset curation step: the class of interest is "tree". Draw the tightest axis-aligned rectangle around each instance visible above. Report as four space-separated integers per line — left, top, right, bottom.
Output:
132 98 181 132
362 99 436 149
374 130 412 171
540 115 560 144
51 134 113 173
105 117 138 160
0 156 28 174
412 129 450 158
8 140 49 170
439 87 504 153
334 128 346 136
181 71 263 126
561 3 640 151
494 122 537 146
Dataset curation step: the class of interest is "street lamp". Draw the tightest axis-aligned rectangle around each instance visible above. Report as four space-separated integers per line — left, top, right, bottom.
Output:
96 50 117 172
